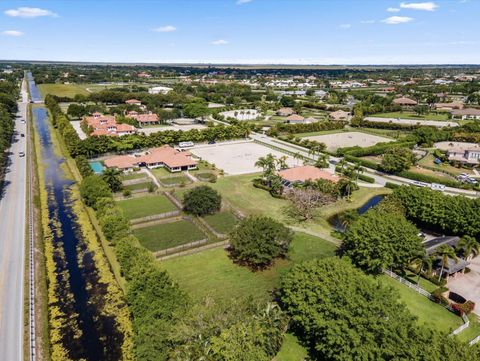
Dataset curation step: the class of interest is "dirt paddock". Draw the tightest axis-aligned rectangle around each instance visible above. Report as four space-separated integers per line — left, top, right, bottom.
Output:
303 131 393 152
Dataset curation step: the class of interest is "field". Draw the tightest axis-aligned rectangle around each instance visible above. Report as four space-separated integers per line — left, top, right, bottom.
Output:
158 175 191 186
123 181 155 192
190 141 296 175
161 232 336 301
134 220 206 251
117 194 177 219
364 116 458 128
121 172 148 181
371 111 450 121
203 211 238 234
37 83 90 99
303 131 393 152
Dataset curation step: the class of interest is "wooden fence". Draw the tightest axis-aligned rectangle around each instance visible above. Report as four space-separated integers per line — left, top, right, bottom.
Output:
130 210 181 225
153 238 209 258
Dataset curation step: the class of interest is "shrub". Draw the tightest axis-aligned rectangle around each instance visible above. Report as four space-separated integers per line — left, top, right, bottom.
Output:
229 216 293 269
80 175 112 208
452 301 475 316
432 287 449 306
183 185 222 216
385 182 400 189
358 174 375 183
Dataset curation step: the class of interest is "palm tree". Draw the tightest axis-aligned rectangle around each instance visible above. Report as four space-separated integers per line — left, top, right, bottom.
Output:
411 253 433 285
102 167 123 192
293 152 303 166
353 162 364 182
255 153 276 180
435 245 458 282
315 153 329 169
338 159 348 173
276 155 288 170
458 236 480 261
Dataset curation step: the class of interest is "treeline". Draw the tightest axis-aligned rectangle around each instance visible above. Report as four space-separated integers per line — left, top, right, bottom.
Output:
0 78 18 187
44 94 251 158
392 186 480 238
281 257 479 360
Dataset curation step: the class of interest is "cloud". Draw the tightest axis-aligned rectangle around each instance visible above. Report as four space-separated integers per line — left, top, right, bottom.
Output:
153 25 176 33
236 0 253 4
2 30 24 37
360 20 375 24
211 39 229 45
387 7 401 12
382 16 414 24
400 2 438 11
4 7 58 18
339 24 352 28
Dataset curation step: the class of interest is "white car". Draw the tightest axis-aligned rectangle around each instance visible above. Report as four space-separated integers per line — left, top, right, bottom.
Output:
19 151 25 157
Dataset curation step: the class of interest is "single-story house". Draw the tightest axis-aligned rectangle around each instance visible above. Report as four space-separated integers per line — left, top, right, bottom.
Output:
285 114 306 124
148 86 173 94
447 148 480 165
329 110 350 122
277 107 294 117
434 101 464 111
451 108 480 120
424 236 469 279
126 111 160 126
393 97 418 107
104 145 197 173
278 165 340 184
125 99 142 106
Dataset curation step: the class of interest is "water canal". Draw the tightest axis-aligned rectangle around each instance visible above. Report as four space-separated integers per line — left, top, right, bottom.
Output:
28 73 123 360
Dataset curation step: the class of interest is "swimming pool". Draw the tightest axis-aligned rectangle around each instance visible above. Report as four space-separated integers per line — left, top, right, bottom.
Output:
89 161 104 174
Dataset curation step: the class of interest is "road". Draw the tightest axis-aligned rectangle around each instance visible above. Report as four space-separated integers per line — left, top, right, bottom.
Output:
0 79 28 361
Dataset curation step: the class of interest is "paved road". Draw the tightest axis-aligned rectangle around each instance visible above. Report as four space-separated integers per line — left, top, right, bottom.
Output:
0 79 28 361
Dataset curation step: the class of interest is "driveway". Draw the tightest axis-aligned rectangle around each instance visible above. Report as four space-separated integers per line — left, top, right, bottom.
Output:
447 256 480 315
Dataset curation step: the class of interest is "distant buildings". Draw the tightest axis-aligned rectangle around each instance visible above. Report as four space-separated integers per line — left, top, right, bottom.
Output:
148 86 173 94
329 110 351 122
393 97 418 107
83 112 136 137
434 101 464 111
450 108 480 120
220 109 260 121
276 107 295 117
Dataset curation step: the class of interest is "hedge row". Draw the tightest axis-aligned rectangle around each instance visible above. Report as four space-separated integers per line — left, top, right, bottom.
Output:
337 140 416 157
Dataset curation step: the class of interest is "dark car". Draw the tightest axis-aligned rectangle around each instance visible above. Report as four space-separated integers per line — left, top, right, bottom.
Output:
21 133 25 137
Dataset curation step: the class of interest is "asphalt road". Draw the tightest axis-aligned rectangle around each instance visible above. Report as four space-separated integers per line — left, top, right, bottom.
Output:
0 80 28 361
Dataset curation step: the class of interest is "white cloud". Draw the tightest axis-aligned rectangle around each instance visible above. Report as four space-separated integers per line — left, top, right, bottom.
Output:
4 7 58 18
360 20 375 24
2 30 24 37
153 25 176 33
340 24 352 28
211 39 229 45
400 2 438 11
236 0 253 4
387 7 401 12
382 16 414 24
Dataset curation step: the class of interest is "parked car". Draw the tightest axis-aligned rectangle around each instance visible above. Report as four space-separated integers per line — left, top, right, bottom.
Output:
21 133 25 138
19 151 25 157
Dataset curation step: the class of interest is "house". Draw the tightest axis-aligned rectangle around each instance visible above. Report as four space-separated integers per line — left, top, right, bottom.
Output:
314 90 327 98
83 112 136 137
277 107 294 117
329 110 350 122
148 86 173 94
424 236 469 279
104 145 197 173
126 111 160 126
393 97 418 107
125 99 142 106
137 72 151 78
451 108 480 120
285 114 306 124
278 166 341 184
446 147 480 165
434 101 464 111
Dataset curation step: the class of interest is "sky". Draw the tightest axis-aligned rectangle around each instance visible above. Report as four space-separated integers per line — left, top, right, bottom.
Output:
0 0 479 65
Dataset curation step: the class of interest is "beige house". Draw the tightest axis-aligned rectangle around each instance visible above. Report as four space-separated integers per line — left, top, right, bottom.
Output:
451 108 480 120
277 107 294 117
329 110 350 121
393 97 418 107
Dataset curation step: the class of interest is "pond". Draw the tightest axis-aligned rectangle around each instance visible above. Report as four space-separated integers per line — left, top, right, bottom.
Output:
329 194 385 232
29 73 123 360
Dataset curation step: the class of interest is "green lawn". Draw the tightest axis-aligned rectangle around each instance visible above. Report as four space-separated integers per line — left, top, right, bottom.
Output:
275 334 309 361
203 212 238 234
371 111 450 121
417 152 472 176
379 275 463 333
123 181 155 192
117 194 177 219
37 83 90 99
150 167 174 178
159 175 191 186
134 220 206 252
121 172 148 181
161 232 336 302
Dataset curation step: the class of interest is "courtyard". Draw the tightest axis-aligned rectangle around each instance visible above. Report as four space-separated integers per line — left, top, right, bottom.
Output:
190 141 296 175
303 131 393 152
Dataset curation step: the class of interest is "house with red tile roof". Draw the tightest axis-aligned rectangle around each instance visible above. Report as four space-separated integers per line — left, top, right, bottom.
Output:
126 111 160 126
278 165 341 184
104 145 197 172
83 112 136 137
393 97 418 107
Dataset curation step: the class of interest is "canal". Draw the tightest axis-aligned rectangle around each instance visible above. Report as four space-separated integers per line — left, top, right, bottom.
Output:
28 73 123 360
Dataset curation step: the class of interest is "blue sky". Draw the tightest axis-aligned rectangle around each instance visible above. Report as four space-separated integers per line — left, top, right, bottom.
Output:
0 0 479 64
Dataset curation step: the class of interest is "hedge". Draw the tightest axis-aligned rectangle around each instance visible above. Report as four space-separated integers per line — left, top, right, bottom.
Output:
385 182 400 189
396 170 461 188
358 174 375 183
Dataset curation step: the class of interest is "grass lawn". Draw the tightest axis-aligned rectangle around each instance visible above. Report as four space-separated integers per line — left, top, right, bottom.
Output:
275 334 309 361
121 172 148 181
417 152 472 176
123 181 155 191
159 175 190 186
371 111 450 121
150 167 173 178
160 232 336 302
379 275 463 333
408 165 456 182
456 314 480 343
37 83 90 99
134 220 206 252
203 212 238 234
117 194 177 219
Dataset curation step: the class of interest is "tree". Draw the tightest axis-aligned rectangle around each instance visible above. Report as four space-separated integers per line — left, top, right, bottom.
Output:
411 253 433 284
280 257 478 361
255 153 277 180
79 175 112 208
413 104 429 116
285 187 335 221
314 153 329 169
183 102 209 119
341 209 423 274
102 167 123 192
435 245 458 282
229 216 293 269
381 147 416 174
458 235 480 261
183 185 222 216
352 162 364 181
